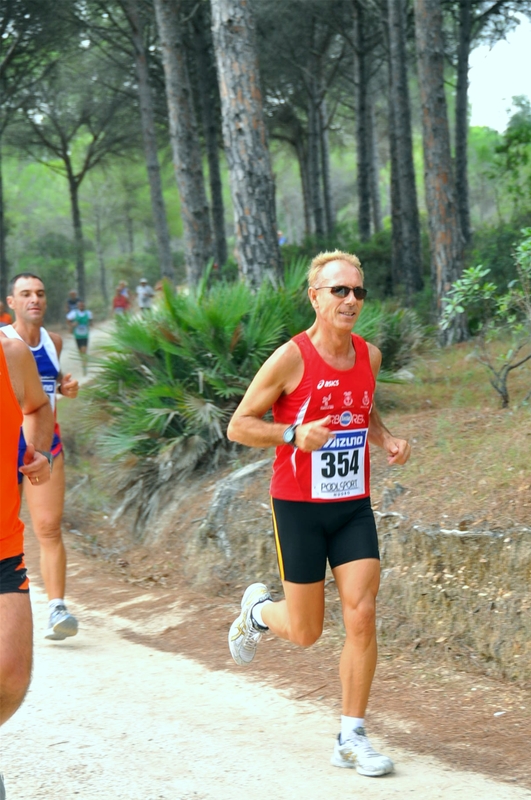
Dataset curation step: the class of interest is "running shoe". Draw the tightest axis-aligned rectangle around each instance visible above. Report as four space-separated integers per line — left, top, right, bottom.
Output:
45 605 79 640
0 772 5 800
331 727 394 777
228 583 271 666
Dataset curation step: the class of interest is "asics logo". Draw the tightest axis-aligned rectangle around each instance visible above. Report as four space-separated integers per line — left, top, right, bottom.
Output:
317 379 339 389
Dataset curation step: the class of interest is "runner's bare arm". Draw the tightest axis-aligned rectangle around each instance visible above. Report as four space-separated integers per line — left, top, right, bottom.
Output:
49 332 78 398
365 341 410 464
227 342 334 452
1 337 55 483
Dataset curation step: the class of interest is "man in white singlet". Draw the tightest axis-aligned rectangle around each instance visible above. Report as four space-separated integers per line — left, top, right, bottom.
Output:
227 251 411 779
5 273 80 641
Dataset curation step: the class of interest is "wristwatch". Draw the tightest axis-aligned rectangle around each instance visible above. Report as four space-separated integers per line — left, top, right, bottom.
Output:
37 450 54 473
282 424 298 447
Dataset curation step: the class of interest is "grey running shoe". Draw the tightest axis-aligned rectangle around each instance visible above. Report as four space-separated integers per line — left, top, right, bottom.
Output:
0 772 5 800
228 583 271 666
331 727 394 777
45 605 79 641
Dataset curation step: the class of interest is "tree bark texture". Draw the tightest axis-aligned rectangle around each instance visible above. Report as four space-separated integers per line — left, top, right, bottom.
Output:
319 94 335 235
94 207 109 306
368 95 382 233
211 0 281 287
455 0 471 243
414 0 465 342
153 0 214 286
124 0 174 281
387 0 423 296
192 11 228 268
353 4 371 242
307 78 325 239
296 137 312 238
388 94 404 289
66 168 86 302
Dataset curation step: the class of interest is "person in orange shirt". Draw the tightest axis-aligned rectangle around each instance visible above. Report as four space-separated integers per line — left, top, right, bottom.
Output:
0 300 12 326
0 332 54 738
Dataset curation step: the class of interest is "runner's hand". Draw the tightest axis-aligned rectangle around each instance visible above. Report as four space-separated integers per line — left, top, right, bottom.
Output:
19 443 52 485
295 416 335 452
60 373 79 398
385 437 411 465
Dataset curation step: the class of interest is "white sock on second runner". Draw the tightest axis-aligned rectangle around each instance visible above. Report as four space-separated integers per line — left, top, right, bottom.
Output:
251 599 272 629
340 716 365 742
48 598 65 610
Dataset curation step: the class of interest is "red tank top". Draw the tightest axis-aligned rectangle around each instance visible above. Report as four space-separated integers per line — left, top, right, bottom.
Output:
0 341 25 557
270 331 375 503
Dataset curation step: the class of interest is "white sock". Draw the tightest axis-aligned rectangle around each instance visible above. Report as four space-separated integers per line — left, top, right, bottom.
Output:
251 599 272 630
340 716 365 742
48 598 65 610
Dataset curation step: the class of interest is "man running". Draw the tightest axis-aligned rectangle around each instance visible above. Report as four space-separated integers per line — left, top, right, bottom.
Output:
1 333 54 725
227 250 411 778
66 299 93 375
5 273 80 641
135 278 155 314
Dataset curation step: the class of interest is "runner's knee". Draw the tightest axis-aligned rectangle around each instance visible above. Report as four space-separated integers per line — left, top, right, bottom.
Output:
288 620 323 647
33 518 63 544
343 598 376 640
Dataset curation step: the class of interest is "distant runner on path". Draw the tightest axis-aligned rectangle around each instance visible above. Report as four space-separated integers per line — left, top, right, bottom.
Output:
5 273 80 641
135 278 155 314
227 250 411 779
66 299 93 375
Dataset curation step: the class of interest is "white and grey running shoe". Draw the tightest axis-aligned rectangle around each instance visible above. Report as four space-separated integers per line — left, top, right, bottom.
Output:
228 583 271 666
45 605 79 641
331 727 394 777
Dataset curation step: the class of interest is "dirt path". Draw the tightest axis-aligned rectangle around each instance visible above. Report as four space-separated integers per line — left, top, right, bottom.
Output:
1 574 530 800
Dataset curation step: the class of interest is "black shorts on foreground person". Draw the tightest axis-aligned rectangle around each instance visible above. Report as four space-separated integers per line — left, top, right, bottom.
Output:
271 496 379 583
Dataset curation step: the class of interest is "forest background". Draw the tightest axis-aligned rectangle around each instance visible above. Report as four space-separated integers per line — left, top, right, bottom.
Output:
1 0 530 332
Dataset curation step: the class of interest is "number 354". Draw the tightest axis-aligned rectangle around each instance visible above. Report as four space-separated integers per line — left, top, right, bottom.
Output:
320 450 359 478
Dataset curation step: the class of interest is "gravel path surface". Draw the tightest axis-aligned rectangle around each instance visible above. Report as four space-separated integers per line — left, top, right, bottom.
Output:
1 586 531 800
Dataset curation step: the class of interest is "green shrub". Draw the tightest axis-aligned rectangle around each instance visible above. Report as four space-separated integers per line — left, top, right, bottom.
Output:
88 260 426 514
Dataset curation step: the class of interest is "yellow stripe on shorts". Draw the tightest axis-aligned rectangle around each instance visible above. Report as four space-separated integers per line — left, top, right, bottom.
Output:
270 497 285 582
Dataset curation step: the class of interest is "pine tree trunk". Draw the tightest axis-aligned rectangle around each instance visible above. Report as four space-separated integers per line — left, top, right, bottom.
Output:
455 0 471 244
192 12 227 268
296 138 312 238
308 81 325 239
210 0 281 287
414 0 465 342
368 94 383 233
123 0 174 281
153 0 213 286
353 4 371 242
388 0 423 297
94 208 109 307
388 96 404 289
319 94 335 236
67 169 86 302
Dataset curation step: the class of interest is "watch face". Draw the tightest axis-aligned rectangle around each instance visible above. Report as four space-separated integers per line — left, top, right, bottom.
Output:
283 425 295 445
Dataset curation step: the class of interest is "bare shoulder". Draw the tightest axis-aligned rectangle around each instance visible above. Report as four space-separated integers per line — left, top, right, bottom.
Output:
260 339 303 390
0 334 32 365
0 335 33 402
48 330 63 356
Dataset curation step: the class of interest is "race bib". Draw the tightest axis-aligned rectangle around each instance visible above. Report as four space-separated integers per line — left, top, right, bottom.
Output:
41 378 57 411
311 429 367 500
75 324 88 336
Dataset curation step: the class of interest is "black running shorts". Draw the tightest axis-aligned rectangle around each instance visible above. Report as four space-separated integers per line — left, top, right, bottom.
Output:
271 496 379 584
0 554 30 593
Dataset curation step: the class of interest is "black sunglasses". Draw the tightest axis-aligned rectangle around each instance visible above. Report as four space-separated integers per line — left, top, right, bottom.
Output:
313 285 368 300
